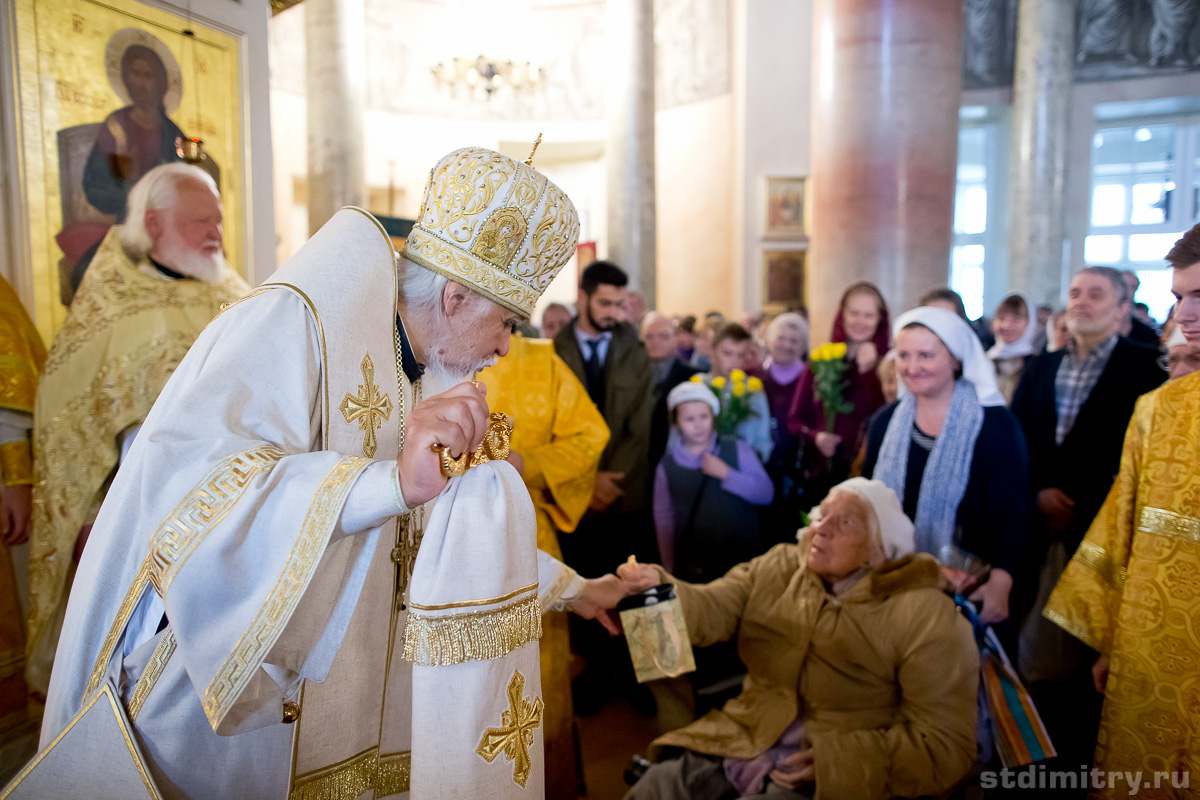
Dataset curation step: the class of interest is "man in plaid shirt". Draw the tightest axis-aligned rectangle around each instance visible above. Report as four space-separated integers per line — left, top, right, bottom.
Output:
1010 265 1164 775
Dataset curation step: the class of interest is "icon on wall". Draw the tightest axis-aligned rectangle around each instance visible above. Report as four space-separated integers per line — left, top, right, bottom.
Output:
10 0 244 337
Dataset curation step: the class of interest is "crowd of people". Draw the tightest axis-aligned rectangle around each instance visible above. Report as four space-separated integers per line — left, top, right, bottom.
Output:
1 147 1196 800
532 238 1200 798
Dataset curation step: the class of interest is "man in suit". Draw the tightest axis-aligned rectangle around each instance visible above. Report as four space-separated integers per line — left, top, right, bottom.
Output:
554 260 655 713
1011 265 1164 777
554 261 655 570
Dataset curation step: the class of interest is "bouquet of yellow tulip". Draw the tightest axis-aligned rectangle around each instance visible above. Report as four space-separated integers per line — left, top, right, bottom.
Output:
809 342 854 438
689 370 764 436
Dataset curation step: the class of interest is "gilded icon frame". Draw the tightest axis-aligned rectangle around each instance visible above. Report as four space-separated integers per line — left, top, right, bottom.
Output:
7 0 244 342
762 175 807 240
762 245 807 313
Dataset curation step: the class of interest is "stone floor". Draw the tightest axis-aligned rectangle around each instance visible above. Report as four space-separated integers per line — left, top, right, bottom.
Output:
575 695 659 799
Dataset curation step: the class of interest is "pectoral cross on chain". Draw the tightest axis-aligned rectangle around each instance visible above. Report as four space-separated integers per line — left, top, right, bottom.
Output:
340 354 393 458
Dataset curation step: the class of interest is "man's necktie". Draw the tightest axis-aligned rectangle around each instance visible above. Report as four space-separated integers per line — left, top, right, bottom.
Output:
584 339 606 413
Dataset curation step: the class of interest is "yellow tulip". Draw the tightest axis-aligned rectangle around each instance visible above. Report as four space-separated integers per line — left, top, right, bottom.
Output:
712 376 726 388
809 347 823 362
747 377 764 392
730 369 746 382
732 382 745 397
689 373 704 383
832 342 848 359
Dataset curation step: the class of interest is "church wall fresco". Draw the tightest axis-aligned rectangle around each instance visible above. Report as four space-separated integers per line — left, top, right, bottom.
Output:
654 0 731 111
964 0 1200 90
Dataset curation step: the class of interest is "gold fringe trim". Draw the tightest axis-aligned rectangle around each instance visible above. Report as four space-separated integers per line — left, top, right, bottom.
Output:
288 749 410 800
402 593 542 666
376 751 412 797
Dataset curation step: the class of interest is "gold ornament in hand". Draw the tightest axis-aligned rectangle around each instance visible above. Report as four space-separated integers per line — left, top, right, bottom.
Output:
431 413 514 478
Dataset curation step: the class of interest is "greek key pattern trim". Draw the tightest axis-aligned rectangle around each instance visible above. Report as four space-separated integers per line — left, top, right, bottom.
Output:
84 555 153 699
203 457 371 728
127 628 177 723
148 445 286 597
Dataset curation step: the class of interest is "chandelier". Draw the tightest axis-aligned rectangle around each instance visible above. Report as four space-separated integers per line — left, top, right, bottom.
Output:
430 55 541 98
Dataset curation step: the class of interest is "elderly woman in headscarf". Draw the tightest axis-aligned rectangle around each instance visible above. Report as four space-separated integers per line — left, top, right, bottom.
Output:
620 477 979 800
862 307 1031 635
787 283 889 499
987 293 1037 404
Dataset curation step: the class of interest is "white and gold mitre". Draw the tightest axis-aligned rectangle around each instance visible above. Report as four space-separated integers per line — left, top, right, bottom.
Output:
402 146 581 318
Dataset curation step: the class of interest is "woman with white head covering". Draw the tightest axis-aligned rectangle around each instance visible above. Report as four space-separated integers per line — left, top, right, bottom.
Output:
988 293 1038 404
861 306 1031 630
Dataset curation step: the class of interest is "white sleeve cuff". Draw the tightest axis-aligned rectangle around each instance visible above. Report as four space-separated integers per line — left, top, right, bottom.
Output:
339 460 407 535
0 409 31 445
537 549 586 613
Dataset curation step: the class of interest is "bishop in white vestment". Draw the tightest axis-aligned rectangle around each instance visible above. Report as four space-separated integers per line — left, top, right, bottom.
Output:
22 147 602 800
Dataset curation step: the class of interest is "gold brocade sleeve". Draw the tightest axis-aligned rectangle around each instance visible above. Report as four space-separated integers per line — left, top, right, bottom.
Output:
0 275 47 416
520 353 610 535
1044 393 1151 654
0 440 33 485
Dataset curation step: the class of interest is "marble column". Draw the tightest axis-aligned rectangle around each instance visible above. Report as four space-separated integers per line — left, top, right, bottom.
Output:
808 0 963 344
1008 0 1074 306
605 0 656 308
306 0 366 234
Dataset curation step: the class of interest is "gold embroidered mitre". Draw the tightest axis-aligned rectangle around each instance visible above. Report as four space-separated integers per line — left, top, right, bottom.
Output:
402 147 581 318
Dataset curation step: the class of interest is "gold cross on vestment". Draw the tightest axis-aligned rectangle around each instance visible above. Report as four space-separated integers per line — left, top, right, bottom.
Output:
340 354 393 458
476 670 544 788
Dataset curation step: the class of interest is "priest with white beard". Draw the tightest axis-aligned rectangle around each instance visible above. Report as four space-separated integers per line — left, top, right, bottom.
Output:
16 147 622 800
26 163 249 695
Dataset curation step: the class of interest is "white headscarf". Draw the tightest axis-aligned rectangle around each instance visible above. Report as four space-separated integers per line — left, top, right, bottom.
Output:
986 294 1037 360
894 306 1006 407
831 477 915 561
1167 324 1187 350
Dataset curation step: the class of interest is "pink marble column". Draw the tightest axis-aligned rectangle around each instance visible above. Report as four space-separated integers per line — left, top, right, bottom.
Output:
808 0 963 345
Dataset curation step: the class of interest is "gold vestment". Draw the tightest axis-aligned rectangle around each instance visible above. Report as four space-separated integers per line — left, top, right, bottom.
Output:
27 229 248 692
1046 373 1200 799
479 334 610 800
0 274 45 728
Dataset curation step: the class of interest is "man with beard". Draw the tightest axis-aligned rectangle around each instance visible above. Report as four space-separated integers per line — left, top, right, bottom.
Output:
22 147 627 799
553 260 654 713
26 163 249 695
